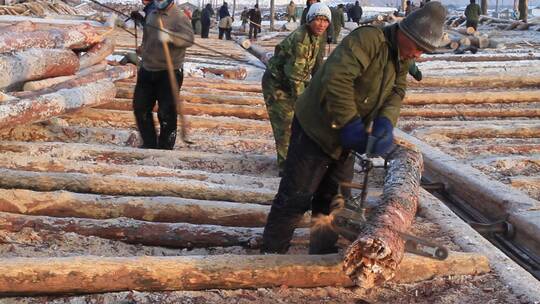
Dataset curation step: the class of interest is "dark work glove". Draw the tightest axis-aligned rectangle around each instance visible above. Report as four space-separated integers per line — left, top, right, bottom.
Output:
130 11 145 26
340 117 368 153
412 69 422 81
326 35 333 44
370 117 394 156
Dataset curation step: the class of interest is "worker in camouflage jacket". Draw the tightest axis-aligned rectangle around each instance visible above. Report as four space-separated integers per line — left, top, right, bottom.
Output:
261 2 446 254
262 3 331 175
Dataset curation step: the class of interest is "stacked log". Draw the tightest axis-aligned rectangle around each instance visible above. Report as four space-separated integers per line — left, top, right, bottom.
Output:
0 21 128 129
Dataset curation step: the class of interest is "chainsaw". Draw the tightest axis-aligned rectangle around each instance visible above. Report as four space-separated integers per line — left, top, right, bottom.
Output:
329 126 449 261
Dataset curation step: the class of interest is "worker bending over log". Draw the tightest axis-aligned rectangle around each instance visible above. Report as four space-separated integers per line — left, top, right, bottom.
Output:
262 3 331 176
261 2 446 254
133 0 194 149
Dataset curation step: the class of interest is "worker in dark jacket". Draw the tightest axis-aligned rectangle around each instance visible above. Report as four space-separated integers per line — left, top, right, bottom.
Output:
261 2 446 255
248 4 262 40
201 3 213 38
351 1 362 24
133 0 194 150
464 0 481 30
262 3 331 175
219 2 230 19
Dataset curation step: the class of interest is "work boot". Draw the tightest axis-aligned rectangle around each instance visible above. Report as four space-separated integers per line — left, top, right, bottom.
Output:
309 214 339 254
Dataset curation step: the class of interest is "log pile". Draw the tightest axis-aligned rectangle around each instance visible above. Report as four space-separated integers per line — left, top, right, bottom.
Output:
0 21 135 129
0 0 86 17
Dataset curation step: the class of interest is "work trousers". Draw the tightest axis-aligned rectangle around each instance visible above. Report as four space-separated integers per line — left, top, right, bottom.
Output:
466 19 478 30
261 118 355 254
218 27 232 40
201 24 210 38
249 24 260 39
133 67 184 150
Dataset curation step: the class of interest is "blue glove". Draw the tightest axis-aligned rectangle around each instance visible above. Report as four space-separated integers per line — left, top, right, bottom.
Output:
340 117 368 153
371 116 394 156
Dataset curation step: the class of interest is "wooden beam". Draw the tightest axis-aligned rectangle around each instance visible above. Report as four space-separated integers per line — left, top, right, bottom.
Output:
0 252 489 295
0 189 311 228
79 38 115 70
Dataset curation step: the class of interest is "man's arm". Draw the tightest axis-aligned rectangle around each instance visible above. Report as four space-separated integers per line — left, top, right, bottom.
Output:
378 59 408 125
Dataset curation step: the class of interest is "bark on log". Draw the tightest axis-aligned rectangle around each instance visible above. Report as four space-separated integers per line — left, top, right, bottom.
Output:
0 189 312 228
0 252 489 295
413 124 540 140
199 67 248 80
98 98 269 120
118 78 262 93
79 38 115 70
13 64 136 99
0 81 116 130
0 168 275 204
0 24 102 53
0 48 79 90
342 143 423 288
417 54 538 62
400 105 540 118
22 62 108 91
403 90 540 105
0 212 308 248
447 144 540 156
408 75 540 88
468 34 490 49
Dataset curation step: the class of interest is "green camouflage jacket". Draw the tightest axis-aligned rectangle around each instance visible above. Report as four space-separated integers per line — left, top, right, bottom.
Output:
465 3 481 21
295 24 410 159
266 24 323 97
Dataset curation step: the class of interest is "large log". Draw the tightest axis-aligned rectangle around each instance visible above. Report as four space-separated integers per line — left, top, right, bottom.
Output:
0 212 307 248
79 38 115 70
417 54 539 62
98 98 269 120
0 253 490 295
22 61 108 91
0 24 102 53
408 75 540 88
0 168 275 204
0 141 278 176
400 104 540 118
12 64 136 100
0 48 79 89
0 189 311 228
0 81 116 130
403 90 540 105
343 143 423 288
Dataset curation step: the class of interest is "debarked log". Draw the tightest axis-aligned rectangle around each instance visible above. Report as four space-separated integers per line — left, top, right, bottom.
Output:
343 143 423 289
400 105 540 118
409 74 540 88
0 81 116 130
0 48 79 89
417 54 540 62
0 24 102 53
13 64 137 100
0 189 310 228
0 252 490 295
0 168 275 204
0 211 308 249
403 90 540 105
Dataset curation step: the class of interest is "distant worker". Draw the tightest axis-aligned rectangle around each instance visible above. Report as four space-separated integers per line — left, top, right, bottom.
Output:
405 0 413 16
240 7 249 32
133 0 194 150
191 8 201 34
287 0 297 22
262 3 331 175
300 0 317 25
218 13 233 40
351 0 362 24
329 4 344 44
248 4 262 40
219 1 229 19
201 3 214 38
464 0 482 30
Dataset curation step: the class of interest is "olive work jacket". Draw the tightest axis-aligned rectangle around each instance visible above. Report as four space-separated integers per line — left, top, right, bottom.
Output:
295 24 410 160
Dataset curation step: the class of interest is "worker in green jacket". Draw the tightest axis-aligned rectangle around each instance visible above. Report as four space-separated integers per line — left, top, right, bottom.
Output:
464 0 481 30
261 2 446 254
262 3 331 176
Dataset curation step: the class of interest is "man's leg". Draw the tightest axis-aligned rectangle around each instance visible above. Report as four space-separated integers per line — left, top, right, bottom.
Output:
309 150 355 254
226 28 232 40
261 118 333 254
133 67 158 149
155 69 183 150
248 24 253 39
218 27 224 39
